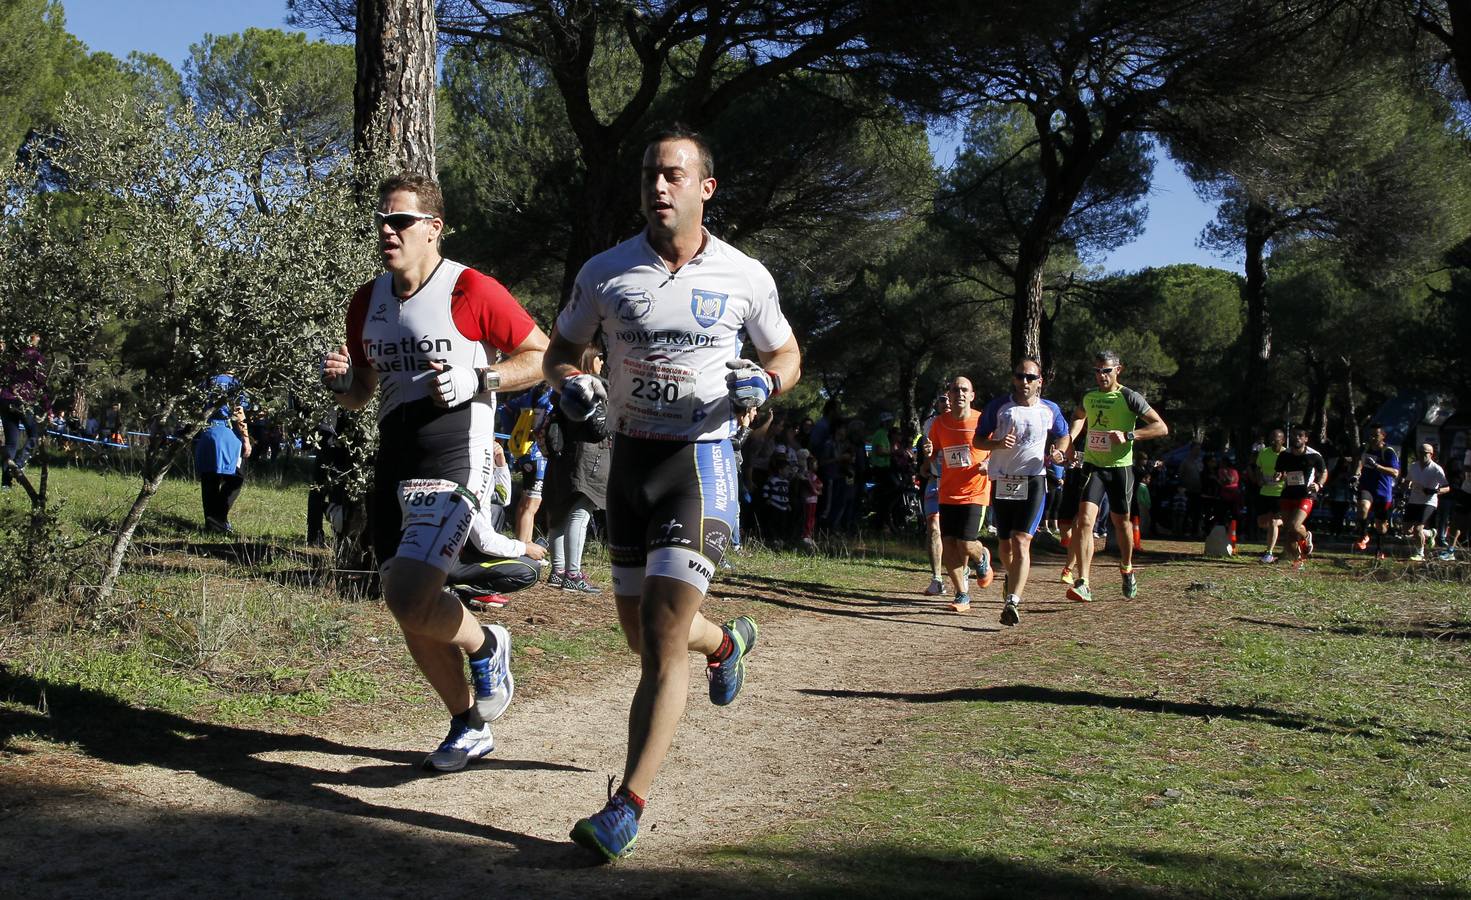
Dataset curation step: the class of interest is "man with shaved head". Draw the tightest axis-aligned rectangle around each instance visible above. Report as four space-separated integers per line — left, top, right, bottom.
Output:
926 375 995 612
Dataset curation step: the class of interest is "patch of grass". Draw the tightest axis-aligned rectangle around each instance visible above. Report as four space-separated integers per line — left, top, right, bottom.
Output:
520 624 626 664
711 550 1471 898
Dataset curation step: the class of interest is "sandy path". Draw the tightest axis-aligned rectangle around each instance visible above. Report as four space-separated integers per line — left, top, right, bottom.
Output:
1 555 1083 898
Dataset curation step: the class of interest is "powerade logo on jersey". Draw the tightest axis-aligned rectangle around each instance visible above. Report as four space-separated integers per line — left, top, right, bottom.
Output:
691 289 728 328
364 336 454 372
617 290 653 322
613 329 715 347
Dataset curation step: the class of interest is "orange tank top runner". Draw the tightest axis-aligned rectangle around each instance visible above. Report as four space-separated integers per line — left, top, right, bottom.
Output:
927 409 991 505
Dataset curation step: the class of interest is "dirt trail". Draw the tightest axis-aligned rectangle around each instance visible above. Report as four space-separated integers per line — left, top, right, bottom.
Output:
0 548 1146 898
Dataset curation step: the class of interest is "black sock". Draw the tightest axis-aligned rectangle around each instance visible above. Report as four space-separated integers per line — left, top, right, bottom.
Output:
454 707 486 729
468 629 495 661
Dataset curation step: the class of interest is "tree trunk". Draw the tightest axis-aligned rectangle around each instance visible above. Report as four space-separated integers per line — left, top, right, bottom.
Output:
1242 200 1273 392
1341 357 1359 452
561 147 626 307
96 461 174 605
1441 1 1471 103
355 0 437 175
1233 200 1274 458
1305 353 1330 445
1012 246 1049 365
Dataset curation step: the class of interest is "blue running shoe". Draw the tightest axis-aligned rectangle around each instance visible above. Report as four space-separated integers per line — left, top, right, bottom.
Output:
973 553 994 589
469 623 514 722
570 793 639 861
422 717 494 772
707 615 758 706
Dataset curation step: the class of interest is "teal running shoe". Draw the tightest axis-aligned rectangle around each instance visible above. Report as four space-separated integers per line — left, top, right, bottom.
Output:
707 616 758 706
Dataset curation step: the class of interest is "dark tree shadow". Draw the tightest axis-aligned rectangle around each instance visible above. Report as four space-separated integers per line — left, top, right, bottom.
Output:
794 682 1468 749
1234 616 1471 644
0 665 586 867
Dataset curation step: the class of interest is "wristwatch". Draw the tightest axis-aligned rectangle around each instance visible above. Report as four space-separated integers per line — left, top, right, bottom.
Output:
477 368 501 393
1124 430 1136 443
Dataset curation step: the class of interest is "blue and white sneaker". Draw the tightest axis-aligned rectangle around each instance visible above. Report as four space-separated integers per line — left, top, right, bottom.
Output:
469 623 514 722
707 616 758 706
570 792 640 861
422 717 495 772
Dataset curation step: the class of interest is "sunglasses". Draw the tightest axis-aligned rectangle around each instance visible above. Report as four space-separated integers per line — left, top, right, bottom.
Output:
1094 367 1116 376
1012 372 1041 382
374 210 437 231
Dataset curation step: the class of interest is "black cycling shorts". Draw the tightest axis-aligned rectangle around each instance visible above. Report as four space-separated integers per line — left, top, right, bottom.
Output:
1081 463 1133 517
991 474 1048 539
1056 467 1084 521
369 401 494 567
938 502 984 541
605 434 740 590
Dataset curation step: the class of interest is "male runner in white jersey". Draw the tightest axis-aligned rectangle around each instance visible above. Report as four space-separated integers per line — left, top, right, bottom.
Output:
974 356 1070 625
543 125 801 861
321 173 549 771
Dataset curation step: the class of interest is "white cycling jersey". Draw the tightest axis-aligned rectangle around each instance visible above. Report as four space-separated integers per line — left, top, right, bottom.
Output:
556 229 792 442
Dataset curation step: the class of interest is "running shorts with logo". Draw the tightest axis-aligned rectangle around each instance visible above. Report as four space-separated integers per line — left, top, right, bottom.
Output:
518 446 547 499
991 475 1049 539
370 401 495 569
604 435 740 596
937 503 984 541
1082 465 1134 516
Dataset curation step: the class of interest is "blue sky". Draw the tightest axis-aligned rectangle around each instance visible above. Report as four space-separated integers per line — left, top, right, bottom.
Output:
61 0 1237 275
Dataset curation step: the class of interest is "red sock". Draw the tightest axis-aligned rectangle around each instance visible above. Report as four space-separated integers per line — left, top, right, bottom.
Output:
617 786 646 818
708 630 734 664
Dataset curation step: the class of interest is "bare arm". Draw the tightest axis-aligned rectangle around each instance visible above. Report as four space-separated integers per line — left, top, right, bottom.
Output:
322 344 378 411
542 324 589 386
755 334 801 396
485 324 550 393
1133 408 1169 442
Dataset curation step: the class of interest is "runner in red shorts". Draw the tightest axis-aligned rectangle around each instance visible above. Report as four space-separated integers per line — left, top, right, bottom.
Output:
1275 425 1327 570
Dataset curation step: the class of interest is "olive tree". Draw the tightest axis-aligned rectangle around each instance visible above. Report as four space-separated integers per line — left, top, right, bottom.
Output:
3 92 375 605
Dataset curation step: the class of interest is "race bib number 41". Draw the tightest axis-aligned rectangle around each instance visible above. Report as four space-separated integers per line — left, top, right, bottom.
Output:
943 444 973 469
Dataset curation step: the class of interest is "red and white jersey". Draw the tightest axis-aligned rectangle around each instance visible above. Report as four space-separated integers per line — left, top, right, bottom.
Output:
346 259 536 422
557 229 793 442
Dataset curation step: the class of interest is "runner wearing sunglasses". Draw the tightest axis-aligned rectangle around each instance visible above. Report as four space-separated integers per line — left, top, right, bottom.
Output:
321 173 549 771
1066 350 1168 601
974 356 1070 625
